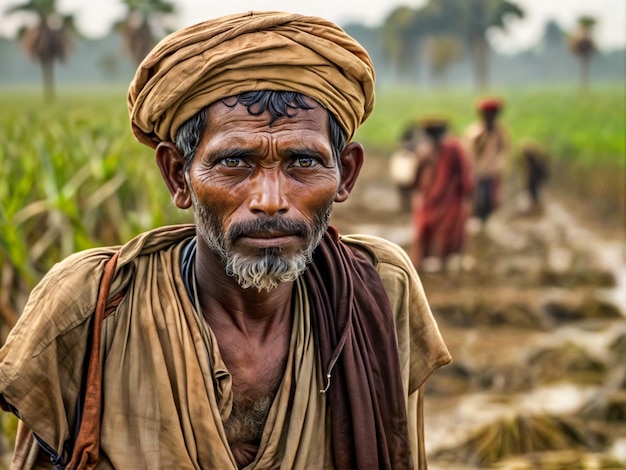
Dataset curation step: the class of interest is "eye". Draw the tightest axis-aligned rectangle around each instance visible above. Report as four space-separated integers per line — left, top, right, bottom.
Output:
293 156 317 168
220 157 247 168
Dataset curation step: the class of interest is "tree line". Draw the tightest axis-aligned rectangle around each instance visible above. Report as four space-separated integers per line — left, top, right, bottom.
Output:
345 0 600 91
6 0 601 101
6 0 175 101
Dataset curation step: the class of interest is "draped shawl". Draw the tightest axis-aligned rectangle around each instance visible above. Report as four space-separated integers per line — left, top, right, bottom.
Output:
306 226 412 469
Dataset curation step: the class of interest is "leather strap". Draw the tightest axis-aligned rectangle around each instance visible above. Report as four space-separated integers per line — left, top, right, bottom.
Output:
66 252 120 470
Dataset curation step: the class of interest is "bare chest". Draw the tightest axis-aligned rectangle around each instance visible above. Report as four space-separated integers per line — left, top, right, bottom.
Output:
222 342 288 403
217 336 290 465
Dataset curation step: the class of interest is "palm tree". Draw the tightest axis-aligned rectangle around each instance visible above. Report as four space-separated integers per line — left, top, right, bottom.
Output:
412 0 524 89
116 0 176 66
569 16 597 91
5 0 76 101
380 6 420 83
425 35 464 87
461 0 524 89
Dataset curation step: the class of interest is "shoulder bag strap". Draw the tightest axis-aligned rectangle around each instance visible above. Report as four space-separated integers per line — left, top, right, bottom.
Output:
65 251 120 470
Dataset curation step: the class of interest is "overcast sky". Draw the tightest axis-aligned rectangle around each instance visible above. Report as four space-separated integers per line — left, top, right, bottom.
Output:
1 0 624 52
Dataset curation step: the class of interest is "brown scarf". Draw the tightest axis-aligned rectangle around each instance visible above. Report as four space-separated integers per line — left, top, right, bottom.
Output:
305 226 413 469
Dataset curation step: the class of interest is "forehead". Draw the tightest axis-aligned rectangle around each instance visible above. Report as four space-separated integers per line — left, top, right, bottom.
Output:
204 97 330 137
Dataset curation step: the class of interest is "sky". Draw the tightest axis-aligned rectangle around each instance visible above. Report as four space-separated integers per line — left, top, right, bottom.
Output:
1 0 624 53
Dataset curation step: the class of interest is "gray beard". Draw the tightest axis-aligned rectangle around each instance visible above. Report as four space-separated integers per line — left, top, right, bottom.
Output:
189 187 332 292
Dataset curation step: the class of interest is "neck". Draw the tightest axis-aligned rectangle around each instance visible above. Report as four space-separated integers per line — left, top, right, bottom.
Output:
193 237 295 338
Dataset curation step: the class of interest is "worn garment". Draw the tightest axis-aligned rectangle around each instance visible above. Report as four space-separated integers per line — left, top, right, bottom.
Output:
307 227 411 469
412 138 474 264
128 11 376 148
464 121 510 221
463 121 510 180
0 225 450 469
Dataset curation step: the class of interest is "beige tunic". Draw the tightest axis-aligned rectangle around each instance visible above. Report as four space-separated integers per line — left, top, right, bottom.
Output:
0 225 451 469
464 122 511 178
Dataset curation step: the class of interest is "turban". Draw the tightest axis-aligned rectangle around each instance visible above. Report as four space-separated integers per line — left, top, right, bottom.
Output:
418 115 449 130
477 97 504 113
128 11 376 148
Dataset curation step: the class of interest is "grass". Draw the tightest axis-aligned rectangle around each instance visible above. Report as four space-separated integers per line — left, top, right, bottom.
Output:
357 84 625 169
0 89 191 322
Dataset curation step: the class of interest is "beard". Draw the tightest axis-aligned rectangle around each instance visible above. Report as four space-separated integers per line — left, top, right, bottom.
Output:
189 188 332 292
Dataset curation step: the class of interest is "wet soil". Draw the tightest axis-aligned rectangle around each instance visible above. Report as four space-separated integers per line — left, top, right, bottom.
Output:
331 155 626 469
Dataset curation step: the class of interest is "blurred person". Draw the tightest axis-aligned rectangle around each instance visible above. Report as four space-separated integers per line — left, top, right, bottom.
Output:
519 138 550 214
464 97 511 226
0 12 451 470
409 117 474 272
389 121 422 212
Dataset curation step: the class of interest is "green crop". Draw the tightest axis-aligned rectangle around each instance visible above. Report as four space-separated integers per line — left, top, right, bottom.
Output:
357 84 625 169
0 89 192 323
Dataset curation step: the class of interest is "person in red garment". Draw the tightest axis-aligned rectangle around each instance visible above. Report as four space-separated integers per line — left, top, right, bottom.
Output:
410 117 474 272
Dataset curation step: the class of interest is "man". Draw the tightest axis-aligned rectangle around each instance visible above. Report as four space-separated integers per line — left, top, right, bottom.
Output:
409 117 474 272
0 12 451 469
464 97 511 224
519 138 550 213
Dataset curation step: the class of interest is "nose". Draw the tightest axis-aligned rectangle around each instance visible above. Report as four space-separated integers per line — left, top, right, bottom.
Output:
248 169 290 216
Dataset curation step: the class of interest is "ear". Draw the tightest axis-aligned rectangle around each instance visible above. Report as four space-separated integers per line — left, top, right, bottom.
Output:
335 141 364 203
155 141 192 209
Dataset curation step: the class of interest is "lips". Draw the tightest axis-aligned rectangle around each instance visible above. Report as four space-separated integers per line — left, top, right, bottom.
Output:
239 232 300 249
227 217 309 251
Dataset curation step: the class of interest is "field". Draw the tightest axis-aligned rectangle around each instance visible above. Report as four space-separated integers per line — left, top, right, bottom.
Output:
2 85 623 283
1 86 623 314
0 85 624 465
357 84 625 234
359 84 625 167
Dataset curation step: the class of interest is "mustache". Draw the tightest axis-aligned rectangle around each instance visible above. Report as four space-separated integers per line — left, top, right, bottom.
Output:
227 217 312 242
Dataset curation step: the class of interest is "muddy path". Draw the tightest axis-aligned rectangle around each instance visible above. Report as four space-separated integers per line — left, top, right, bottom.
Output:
331 155 626 469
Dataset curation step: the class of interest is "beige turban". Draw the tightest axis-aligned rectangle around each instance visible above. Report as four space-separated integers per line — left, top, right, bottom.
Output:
127 11 376 148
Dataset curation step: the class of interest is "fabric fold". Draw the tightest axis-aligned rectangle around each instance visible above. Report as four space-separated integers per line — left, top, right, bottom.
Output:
305 226 413 469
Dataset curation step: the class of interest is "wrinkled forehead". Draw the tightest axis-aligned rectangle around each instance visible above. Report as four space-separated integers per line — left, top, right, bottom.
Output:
203 98 331 146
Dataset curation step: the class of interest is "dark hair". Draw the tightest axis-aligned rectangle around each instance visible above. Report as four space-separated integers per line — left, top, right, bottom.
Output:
175 90 347 172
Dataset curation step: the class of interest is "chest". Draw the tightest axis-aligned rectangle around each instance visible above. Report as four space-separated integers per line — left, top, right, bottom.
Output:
219 338 289 402
216 334 291 465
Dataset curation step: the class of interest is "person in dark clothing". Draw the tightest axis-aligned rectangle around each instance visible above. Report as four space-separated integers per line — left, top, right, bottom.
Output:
519 139 550 212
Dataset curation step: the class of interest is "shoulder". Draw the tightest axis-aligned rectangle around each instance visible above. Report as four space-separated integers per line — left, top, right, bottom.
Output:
341 233 413 273
340 233 421 313
341 233 452 391
3 247 117 355
9 224 197 344
464 122 483 139
442 137 466 154
496 122 511 138
0 246 119 410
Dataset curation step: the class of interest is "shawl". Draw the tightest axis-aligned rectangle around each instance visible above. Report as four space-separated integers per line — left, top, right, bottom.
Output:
128 11 376 148
306 226 412 469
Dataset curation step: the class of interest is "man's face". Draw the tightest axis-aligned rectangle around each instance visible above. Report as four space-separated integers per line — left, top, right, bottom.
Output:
186 98 341 291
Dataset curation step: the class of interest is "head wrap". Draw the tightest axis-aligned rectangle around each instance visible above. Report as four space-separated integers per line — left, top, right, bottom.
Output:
127 11 376 148
477 97 504 113
418 115 449 130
